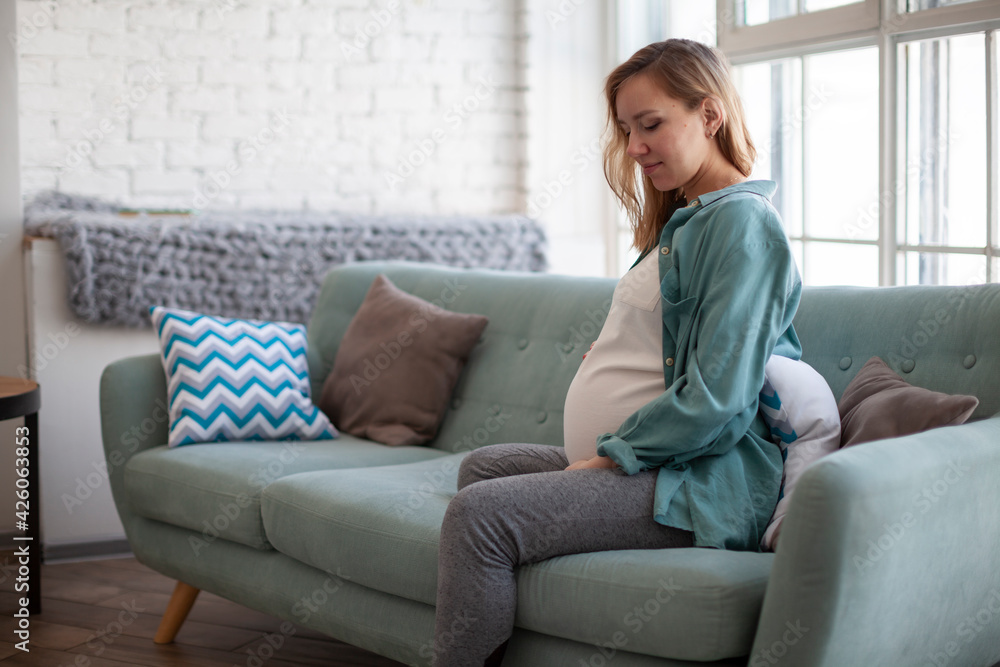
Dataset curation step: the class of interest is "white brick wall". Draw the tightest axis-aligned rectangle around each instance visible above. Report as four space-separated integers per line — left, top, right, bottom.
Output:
14 0 529 216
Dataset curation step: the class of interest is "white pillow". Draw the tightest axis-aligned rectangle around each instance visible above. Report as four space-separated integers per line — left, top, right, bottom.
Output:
758 355 841 551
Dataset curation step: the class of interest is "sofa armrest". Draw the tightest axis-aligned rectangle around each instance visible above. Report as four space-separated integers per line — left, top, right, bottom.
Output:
99 353 169 526
750 417 1000 667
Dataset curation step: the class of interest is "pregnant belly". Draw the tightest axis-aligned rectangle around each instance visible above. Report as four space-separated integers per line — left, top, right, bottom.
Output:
562 362 665 464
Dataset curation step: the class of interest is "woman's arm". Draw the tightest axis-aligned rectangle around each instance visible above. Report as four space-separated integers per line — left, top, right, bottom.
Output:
597 205 802 474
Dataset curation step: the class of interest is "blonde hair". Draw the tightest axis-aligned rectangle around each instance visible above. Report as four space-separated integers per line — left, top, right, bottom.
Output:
603 39 756 254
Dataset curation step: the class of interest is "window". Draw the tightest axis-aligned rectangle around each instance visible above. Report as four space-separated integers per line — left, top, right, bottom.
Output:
611 0 1000 286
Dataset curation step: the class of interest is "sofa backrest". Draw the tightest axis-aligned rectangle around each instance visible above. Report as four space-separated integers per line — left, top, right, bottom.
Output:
309 262 1000 453
308 261 616 452
793 283 1000 420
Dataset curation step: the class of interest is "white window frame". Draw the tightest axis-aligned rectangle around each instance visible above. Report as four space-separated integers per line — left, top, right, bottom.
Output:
710 0 1000 286
719 0 879 60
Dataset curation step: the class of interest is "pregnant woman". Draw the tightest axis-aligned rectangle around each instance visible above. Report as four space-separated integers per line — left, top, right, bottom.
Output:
430 38 803 667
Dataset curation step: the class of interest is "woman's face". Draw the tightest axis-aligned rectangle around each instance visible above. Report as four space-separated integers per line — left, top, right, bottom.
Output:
615 73 711 193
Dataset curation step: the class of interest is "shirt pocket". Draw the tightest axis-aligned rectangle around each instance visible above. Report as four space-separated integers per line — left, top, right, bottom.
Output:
614 257 661 311
616 287 660 311
660 269 698 343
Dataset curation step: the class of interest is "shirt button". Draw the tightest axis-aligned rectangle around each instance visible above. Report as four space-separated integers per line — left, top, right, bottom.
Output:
688 199 699 207
660 246 670 255
665 357 674 366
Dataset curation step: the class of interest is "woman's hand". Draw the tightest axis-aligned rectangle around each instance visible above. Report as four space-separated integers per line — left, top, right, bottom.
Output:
565 455 618 471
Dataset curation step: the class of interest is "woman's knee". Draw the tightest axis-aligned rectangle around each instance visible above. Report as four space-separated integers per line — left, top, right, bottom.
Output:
441 481 506 549
457 444 508 490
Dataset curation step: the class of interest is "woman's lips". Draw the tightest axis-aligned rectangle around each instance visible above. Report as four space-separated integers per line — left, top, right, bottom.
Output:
642 162 661 175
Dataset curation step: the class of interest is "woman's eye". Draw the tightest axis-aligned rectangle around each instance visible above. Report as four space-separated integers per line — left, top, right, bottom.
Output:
643 122 660 131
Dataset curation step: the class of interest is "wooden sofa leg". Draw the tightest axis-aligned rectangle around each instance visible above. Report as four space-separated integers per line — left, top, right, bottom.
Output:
154 581 201 644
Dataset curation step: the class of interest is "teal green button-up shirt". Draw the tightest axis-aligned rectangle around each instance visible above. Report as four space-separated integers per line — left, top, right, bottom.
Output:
596 180 802 551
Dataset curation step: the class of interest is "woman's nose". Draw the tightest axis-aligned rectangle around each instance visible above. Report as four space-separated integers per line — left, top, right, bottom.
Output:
626 134 646 159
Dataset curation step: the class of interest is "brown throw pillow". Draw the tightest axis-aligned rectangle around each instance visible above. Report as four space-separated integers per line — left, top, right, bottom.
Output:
318 274 488 446
838 357 979 448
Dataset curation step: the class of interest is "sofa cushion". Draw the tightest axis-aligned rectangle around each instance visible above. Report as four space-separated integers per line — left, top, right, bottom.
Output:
124 434 449 550
838 356 979 448
261 454 465 599
260 455 774 662
317 274 489 447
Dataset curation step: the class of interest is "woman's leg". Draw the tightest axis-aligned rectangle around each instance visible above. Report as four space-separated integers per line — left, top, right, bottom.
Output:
431 466 694 667
457 443 569 490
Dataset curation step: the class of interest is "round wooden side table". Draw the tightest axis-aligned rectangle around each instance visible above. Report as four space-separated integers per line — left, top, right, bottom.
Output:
0 377 42 615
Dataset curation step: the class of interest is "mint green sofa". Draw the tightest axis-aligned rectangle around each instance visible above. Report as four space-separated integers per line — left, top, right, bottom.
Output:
100 261 1000 667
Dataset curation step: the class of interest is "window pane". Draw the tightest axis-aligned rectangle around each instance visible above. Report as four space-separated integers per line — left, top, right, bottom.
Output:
806 0 863 11
618 0 665 60
804 242 880 286
743 0 795 26
742 0 862 25
901 252 987 285
790 239 805 278
904 33 987 249
736 59 804 236
804 47 879 241
994 31 999 259
617 228 638 278
907 0 987 11
666 0 717 45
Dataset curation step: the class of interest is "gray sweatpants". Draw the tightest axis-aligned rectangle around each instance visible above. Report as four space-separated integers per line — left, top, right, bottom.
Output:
430 443 694 667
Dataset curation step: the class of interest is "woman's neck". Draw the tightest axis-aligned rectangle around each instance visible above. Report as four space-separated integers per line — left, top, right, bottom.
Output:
682 151 745 201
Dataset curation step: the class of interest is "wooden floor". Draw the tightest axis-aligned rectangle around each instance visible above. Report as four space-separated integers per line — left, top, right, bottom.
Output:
0 549 407 666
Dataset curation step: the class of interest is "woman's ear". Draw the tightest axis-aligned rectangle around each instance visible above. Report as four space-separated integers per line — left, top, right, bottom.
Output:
701 97 726 138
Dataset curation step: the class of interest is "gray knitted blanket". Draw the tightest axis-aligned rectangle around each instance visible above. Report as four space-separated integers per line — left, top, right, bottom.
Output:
26 191 547 327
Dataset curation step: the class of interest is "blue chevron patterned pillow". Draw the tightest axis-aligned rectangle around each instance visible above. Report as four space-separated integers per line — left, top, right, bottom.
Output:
150 306 338 448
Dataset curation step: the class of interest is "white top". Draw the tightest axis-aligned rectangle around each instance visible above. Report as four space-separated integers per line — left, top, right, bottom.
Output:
562 251 666 464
